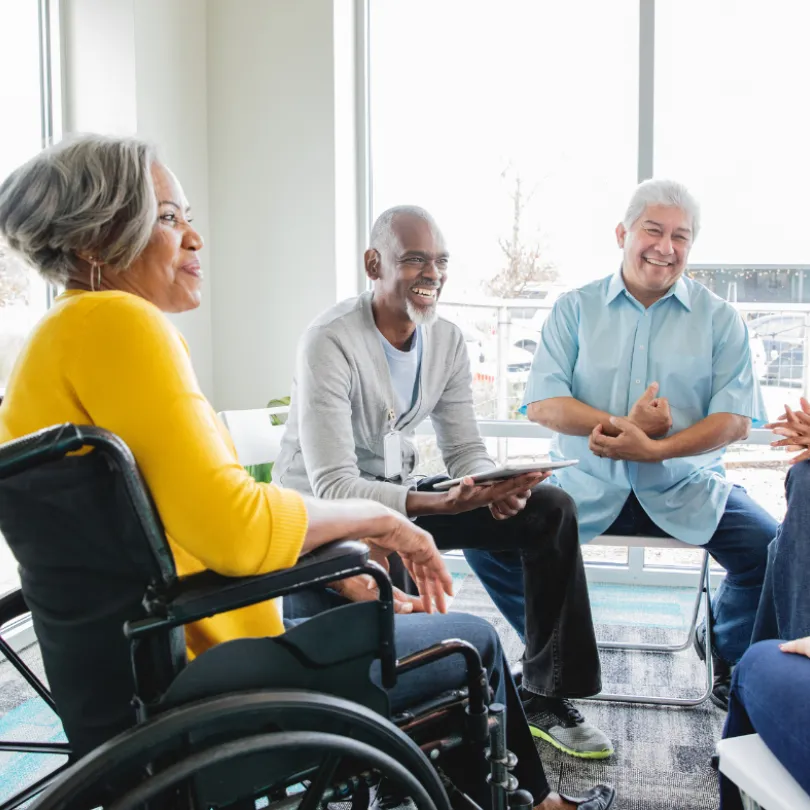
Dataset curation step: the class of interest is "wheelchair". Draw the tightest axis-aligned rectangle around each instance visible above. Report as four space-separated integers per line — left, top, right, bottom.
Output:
0 424 535 810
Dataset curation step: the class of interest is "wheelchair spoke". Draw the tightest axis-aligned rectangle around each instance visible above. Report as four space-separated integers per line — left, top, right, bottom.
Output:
299 754 342 810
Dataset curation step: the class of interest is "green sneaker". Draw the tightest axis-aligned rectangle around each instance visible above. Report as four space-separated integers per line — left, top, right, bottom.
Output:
523 694 614 760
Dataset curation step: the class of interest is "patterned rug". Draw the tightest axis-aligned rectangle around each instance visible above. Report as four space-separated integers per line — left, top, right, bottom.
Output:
451 575 725 810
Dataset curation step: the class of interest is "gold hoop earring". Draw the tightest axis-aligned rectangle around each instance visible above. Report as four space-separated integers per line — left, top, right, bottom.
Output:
89 259 102 291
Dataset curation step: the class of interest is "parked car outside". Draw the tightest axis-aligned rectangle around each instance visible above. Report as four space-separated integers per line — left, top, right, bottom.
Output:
748 313 806 387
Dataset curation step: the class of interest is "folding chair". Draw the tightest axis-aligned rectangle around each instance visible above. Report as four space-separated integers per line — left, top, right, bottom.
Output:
585 534 714 707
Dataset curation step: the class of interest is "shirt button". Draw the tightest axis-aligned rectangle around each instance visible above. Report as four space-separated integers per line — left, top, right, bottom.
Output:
636 379 641 384
639 345 645 350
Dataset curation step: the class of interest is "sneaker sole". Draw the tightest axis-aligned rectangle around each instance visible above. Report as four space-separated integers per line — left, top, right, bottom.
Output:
529 725 614 759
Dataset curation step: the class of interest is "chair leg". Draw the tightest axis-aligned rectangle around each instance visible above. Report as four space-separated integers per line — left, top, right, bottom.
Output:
586 551 714 707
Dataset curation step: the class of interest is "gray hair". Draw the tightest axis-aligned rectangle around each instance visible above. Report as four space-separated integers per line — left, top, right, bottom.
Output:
622 178 701 240
369 205 441 254
0 134 158 284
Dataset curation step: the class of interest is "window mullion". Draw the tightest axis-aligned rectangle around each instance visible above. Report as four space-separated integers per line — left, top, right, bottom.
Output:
638 0 655 181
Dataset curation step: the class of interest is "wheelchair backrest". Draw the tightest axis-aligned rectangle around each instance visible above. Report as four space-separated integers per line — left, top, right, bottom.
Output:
0 424 184 759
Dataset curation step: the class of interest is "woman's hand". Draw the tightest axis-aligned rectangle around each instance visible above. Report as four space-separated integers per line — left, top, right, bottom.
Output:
302 497 454 613
780 636 810 658
360 511 454 614
766 397 810 464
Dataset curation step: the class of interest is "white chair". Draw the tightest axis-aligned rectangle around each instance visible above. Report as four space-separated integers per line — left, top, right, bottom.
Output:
217 406 291 615
586 534 714 707
218 406 289 468
716 734 810 810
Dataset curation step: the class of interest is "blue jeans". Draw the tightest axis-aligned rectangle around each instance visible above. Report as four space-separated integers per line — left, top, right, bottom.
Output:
602 486 778 664
284 610 550 808
752 461 810 643
720 640 810 807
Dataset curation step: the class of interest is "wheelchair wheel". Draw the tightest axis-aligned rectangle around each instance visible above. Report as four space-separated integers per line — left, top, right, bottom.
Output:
107 732 437 810
29 690 452 810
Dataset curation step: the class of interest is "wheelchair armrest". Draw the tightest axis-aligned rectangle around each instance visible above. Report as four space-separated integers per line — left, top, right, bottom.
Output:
140 539 371 630
0 588 28 628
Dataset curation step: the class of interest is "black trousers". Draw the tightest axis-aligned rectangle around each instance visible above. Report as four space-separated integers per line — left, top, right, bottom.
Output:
411 476 602 698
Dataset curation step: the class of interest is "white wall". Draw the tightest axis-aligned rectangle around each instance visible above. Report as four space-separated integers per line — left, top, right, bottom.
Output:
61 0 137 135
132 0 214 397
207 0 362 409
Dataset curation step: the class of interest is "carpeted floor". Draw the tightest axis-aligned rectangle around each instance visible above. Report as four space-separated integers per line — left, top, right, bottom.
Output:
451 576 725 810
0 578 725 809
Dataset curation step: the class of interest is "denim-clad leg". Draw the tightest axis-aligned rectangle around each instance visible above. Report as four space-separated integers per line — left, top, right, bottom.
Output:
603 486 777 664
285 610 551 808
700 487 777 663
461 547 527 641
719 640 810 808
752 461 810 643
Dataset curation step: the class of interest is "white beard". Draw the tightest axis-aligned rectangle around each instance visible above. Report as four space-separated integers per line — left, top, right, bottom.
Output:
406 297 438 326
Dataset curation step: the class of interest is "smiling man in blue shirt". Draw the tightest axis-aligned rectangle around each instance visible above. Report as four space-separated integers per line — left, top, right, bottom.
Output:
521 179 778 710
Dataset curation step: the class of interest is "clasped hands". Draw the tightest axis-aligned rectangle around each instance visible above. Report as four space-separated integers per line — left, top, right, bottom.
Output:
589 382 671 462
765 396 810 465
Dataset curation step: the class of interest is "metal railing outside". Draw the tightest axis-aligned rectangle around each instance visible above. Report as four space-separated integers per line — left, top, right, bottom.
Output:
439 296 810 432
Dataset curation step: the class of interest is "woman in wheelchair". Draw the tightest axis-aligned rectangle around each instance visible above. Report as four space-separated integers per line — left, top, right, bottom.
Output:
0 135 613 809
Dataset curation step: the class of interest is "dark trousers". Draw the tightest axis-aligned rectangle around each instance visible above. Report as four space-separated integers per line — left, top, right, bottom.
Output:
413 477 601 699
720 640 810 808
603 486 778 664
286 480 601 698
285 611 551 807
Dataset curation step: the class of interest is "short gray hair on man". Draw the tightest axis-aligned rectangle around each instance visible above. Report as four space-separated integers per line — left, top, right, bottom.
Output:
622 178 701 240
0 134 158 284
369 205 441 255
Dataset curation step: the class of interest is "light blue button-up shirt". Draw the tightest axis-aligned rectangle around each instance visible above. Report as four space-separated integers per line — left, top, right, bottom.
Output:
521 272 766 546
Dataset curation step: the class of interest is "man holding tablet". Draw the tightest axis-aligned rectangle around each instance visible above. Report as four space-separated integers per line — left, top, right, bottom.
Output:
274 205 613 760
523 179 778 710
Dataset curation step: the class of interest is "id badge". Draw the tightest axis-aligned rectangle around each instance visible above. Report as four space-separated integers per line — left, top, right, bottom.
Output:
383 430 403 480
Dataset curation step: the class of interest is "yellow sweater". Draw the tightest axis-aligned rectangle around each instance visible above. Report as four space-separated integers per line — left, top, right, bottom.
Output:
0 289 308 658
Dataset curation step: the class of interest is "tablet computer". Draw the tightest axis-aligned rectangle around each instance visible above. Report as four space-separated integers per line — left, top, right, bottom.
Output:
431 460 579 491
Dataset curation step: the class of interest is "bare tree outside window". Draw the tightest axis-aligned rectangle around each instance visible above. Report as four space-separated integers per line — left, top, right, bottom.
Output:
486 172 557 300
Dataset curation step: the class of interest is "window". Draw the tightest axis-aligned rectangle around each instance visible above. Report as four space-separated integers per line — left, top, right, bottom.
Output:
0 0 60 595
370 0 639 294
370 0 639 421
655 0 810 269
369 0 810 427
369 0 799 579
0 0 59 393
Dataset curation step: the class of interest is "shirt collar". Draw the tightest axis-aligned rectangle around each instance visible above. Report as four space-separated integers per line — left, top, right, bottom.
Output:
605 270 692 312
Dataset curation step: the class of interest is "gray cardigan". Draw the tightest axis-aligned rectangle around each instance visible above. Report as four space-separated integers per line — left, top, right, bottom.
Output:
273 291 495 515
